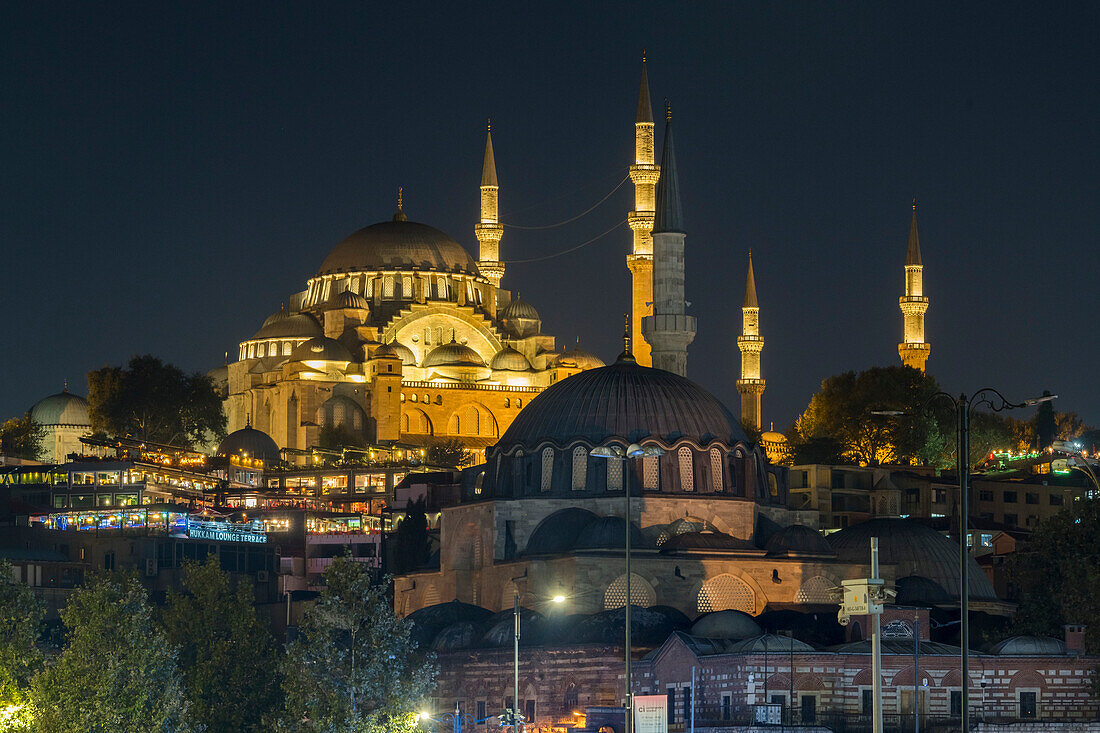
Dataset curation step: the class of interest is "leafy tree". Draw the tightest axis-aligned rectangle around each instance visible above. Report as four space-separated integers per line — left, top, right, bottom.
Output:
32 571 194 733
426 438 473 468
0 415 45 461
393 498 431 574
319 424 368 452
161 557 280 733
788 436 848 466
87 354 226 449
280 556 436 733
0 561 43 731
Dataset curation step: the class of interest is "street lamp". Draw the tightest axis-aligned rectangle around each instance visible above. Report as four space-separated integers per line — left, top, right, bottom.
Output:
589 442 665 733
420 704 499 733
510 575 566 733
1052 440 1100 497
878 388 1055 732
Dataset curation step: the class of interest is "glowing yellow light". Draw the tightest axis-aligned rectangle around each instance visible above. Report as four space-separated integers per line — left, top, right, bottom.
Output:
552 594 566 603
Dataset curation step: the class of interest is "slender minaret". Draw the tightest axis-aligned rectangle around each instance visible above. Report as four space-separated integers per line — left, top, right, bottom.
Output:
627 57 659 367
898 200 930 371
640 102 696 376
476 122 504 287
737 251 765 430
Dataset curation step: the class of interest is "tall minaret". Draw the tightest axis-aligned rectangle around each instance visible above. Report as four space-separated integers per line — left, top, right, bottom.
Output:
627 58 659 367
737 251 765 430
641 103 696 377
475 123 505 288
898 200 930 371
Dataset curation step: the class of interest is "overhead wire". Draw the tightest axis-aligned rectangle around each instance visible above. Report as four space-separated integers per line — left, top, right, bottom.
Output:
503 218 626 264
501 175 630 230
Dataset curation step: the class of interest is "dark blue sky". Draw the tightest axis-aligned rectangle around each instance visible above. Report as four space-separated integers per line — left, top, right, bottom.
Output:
3 1 1097 431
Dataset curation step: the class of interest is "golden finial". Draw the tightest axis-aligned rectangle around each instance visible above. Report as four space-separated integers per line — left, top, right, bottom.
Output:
487 118 491 132
912 197 917 212
642 50 646 63
394 187 407 221
665 99 671 122
398 187 403 210
63 379 68 392
623 313 631 353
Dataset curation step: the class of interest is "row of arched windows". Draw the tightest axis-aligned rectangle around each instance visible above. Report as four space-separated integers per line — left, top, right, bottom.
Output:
600 573 836 613
308 273 489 307
534 445 729 493
240 340 296 360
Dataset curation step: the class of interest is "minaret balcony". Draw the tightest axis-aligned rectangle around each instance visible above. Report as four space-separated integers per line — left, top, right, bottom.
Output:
737 378 766 391
629 165 660 185
898 297 928 316
475 223 503 242
628 212 655 230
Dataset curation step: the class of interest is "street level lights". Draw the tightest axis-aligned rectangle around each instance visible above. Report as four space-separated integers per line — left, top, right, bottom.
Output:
1052 441 1100 497
877 388 1055 733
510 573 565 733
420 704 498 733
590 442 666 733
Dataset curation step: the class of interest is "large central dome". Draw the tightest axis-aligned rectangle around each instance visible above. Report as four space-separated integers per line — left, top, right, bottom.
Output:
317 219 480 276
496 356 747 449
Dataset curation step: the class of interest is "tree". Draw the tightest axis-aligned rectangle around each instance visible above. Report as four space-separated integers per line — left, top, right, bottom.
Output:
32 572 194 733
87 354 226 449
0 561 43 731
319 424 368 452
426 438 472 468
280 557 436 733
161 557 280 733
393 498 431 574
0 415 45 461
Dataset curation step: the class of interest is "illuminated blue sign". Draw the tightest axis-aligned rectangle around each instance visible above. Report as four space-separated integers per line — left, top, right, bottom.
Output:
187 518 267 544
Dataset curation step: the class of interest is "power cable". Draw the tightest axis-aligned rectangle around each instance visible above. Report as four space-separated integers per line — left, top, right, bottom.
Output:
503 218 626 264
501 175 630 230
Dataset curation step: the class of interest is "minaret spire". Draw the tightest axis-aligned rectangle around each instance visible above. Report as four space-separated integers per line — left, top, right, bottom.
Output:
737 251 765 430
475 122 504 287
627 55 659 366
898 200 930 371
640 103 696 377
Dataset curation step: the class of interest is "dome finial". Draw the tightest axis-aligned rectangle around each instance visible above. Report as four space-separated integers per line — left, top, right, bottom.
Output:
246 414 251 428
912 197 917 212
487 117 491 132
665 99 671 122
616 313 636 363
393 187 407 222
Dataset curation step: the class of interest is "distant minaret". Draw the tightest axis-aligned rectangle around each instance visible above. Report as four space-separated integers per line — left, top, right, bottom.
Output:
641 102 696 377
627 57 659 367
898 200 930 371
476 122 504 288
737 251 765 430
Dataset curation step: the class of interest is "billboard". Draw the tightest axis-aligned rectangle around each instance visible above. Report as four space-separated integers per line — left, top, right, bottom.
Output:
634 695 667 733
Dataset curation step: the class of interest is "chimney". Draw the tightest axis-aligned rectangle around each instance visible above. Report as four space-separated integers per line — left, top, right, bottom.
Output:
1064 624 1086 655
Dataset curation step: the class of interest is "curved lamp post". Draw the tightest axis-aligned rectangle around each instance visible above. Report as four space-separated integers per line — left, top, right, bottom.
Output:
590 442 665 733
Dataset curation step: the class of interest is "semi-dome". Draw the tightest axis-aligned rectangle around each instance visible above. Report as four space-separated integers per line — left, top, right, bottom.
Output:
490 347 531 372
525 508 602 555
551 348 605 370
326 289 370 310
496 357 747 450
30 390 90 427
660 530 758 553
424 340 487 368
690 610 762 639
316 220 480 277
765 525 835 557
217 425 281 464
290 337 354 363
895 575 953 605
986 636 1067 655
829 518 999 602
573 516 646 551
251 311 322 340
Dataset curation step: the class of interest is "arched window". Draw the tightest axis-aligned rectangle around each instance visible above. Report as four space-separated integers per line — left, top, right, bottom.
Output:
257 343 266 357
504 398 510 408
697 574 756 614
710 448 724 492
515 398 522 408
571 447 587 491
642 455 659 490
678 446 694 491
607 458 623 491
332 401 346 426
315 406 326 428
795 576 835 604
282 341 291 356
402 275 413 297
540 447 554 492
604 573 656 609
383 276 395 298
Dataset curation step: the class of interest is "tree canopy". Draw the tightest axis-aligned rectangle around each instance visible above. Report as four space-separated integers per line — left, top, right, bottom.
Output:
0 415 45 461
87 354 226 449
161 557 280 733
426 438 473 468
0 560 43 731
280 557 436 733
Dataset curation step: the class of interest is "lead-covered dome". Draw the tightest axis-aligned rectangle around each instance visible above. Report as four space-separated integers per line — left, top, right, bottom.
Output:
217 425 281 464
30 390 90 427
551 348 605 370
291 337 354 363
251 311 322 340
490 347 531 372
317 220 480 276
424 341 486 368
496 357 746 449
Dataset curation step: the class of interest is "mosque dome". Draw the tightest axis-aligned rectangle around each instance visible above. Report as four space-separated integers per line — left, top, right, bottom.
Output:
30 390 91 427
765 525 835 557
499 297 541 338
500 297 539 321
217 425 281 464
689 610 762 640
316 220 480 277
326 289 370 310
551 348 605 370
424 340 487 368
373 341 416 366
895 575 953 606
496 357 746 450
828 518 999 602
986 636 1067 656
290 337 354 363
490 347 531 372
251 311 322 340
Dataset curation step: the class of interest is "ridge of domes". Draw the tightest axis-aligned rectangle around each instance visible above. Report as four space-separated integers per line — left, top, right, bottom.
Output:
423 340 486 368
290 336 354 363
490 346 531 372
496 359 746 449
317 220 479 277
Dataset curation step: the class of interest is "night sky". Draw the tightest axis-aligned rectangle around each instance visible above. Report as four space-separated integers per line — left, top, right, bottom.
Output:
3 2 1098 433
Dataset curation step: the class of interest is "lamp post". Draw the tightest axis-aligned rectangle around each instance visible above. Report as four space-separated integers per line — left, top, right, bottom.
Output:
510 575 565 733
590 442 666 733
1052 440 1100 497
420 704 499 733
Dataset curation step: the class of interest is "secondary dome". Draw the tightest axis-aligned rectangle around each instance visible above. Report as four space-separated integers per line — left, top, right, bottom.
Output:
496 357 746 449
373 341 416 366
424 341 486 368
765 525 835 557
690 610 762 639
30 390 90 427
500 297 539 321
316 220 480 277
326 289 370 310
490 347 531 372
217 426 281 464
551 348 605 370
251 311 322 340
290 337 354 363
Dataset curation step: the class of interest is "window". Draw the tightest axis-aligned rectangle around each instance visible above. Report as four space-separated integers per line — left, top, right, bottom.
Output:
1003 490 1017 503
666 689 675 724
862 690 874 716
525 700 535 724
933 488 947 504
678 447 694 491
709 448 723 492
603 573 656 609
53 495 68 509
906 487 921 502
642 456 659 490
1050 494 1063 506
681 687 691 723
540 448 554 492
1019 691 1037 719
801 695 816 724
607 458 623 491
721 694 731 721
477 701 486 720
950 691 962 716
1004 513 1018 526
571 447 587 491
1025 492 1039 505
697 574 755 613
979 490 994 502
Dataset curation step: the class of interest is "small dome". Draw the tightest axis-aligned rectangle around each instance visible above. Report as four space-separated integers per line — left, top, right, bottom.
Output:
727 634 816 653
290 337 354 363
499 297 541 338
572 606 686 646
490 347 531 372
317 220 479 277
661 530 758 553
326 289 370 310
423 340 486 368
761 431 787 443
500 297 540 321
431 621 481 652
765 525 835 557
30 390 90 427
690 610 762 639
373 341 416 366
251 311 322 340
573 515 646 551
406 600 493 651
551 348 605 370
895 575 953 605
525 508 602 555
217 426 281 464
986 636 1067 656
